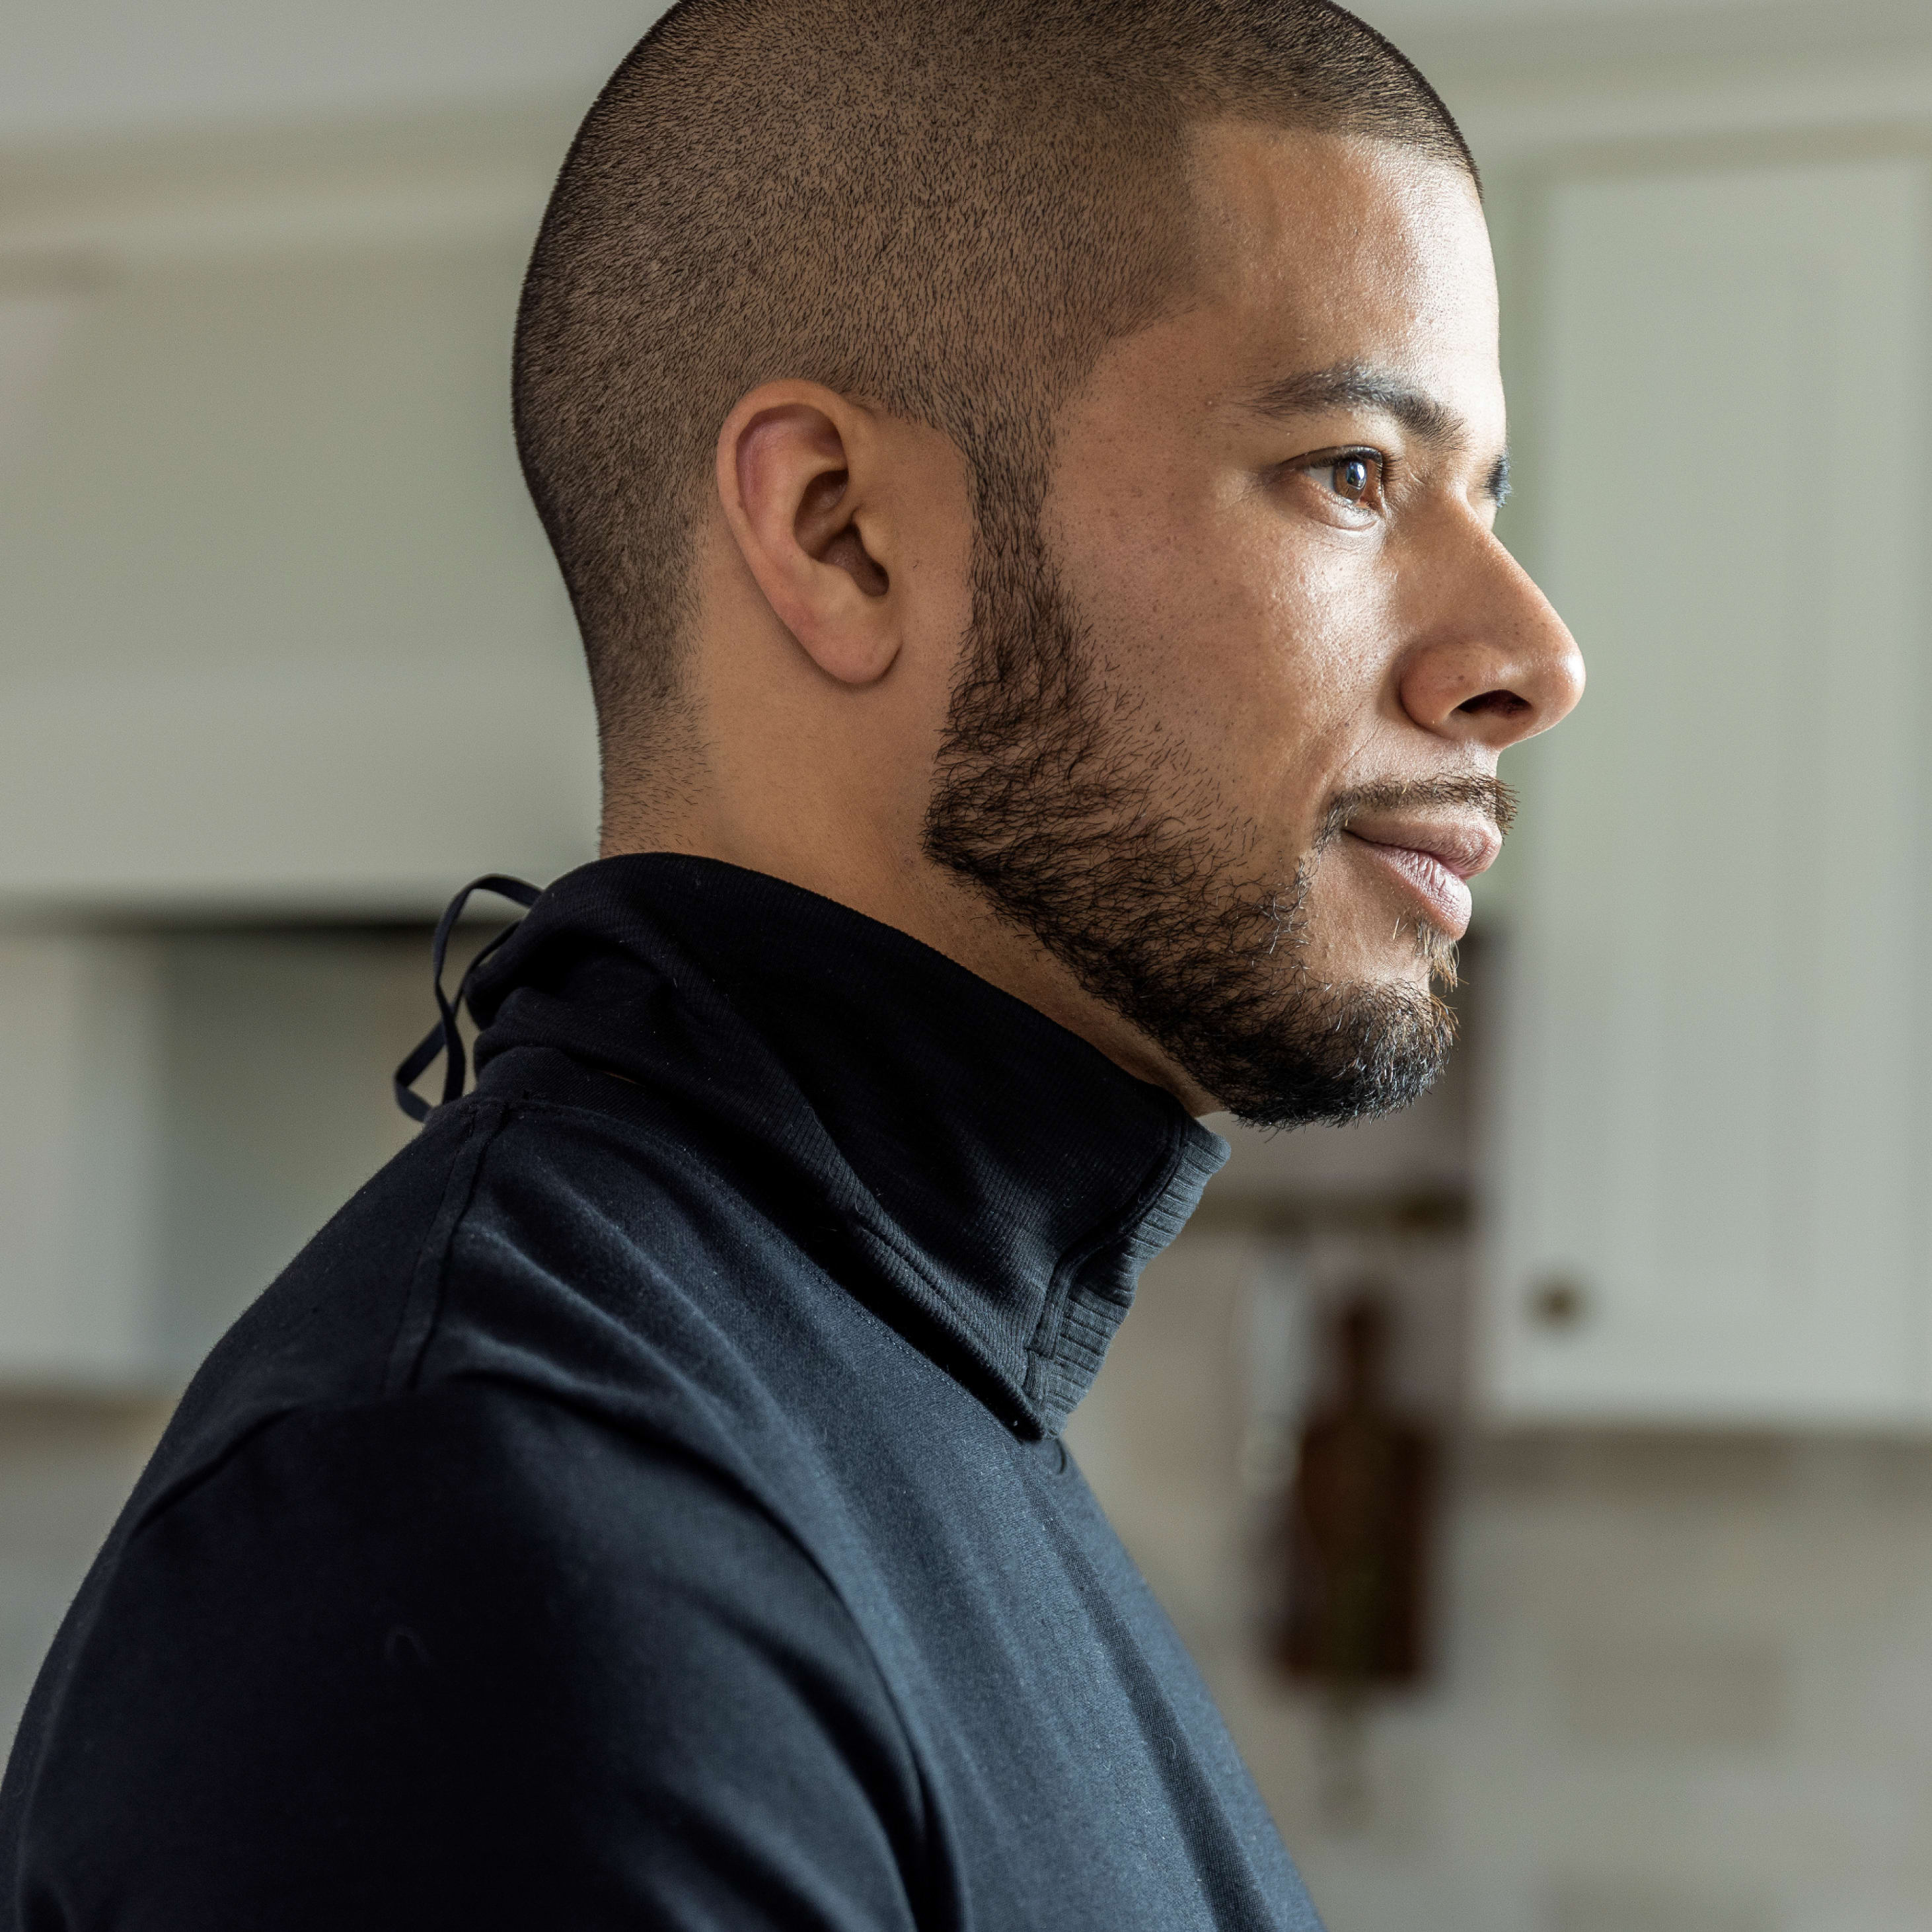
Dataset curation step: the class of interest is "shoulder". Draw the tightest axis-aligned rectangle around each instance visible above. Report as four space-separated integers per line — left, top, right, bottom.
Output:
130 1378 864 1682
146 1088 753 1499
17 1381 928 1927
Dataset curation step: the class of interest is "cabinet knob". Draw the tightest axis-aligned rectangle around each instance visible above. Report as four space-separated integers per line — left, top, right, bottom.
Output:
1527 1276 1590 1331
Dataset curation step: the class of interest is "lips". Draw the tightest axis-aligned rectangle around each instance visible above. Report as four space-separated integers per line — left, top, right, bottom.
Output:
1341 818 1501 940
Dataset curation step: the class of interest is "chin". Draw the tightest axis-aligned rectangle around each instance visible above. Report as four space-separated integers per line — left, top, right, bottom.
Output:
1362 917 1462 993
1311 932 1456 996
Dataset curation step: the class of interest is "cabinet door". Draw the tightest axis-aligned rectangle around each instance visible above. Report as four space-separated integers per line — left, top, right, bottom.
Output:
0 939 162 1384
0 241 597 914
1485 157 1930 1425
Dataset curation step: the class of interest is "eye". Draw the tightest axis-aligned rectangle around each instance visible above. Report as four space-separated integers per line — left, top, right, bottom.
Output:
1307 449 1384 509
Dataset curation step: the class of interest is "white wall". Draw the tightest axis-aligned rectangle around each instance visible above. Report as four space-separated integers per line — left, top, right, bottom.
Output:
0 926 445 1388
0 1 663 141
0 117 600 915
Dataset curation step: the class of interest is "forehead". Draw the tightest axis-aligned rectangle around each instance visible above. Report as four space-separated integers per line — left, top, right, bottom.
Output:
1177 123 1502 427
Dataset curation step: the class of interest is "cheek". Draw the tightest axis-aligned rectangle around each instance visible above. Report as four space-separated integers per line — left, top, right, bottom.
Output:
1208 533 1395 814
1256 556 1368 704
1062 483 1396 829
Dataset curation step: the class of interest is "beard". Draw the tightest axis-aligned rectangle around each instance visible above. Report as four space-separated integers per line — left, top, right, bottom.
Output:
921 507 1510 1129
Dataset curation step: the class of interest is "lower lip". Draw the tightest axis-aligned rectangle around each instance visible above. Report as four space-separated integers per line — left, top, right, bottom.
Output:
1347 836 1473 939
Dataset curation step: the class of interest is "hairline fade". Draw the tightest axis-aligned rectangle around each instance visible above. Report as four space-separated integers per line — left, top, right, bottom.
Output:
511 0 1474 778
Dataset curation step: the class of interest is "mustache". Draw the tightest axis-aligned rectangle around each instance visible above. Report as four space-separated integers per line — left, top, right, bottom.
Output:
1316 772 1519 847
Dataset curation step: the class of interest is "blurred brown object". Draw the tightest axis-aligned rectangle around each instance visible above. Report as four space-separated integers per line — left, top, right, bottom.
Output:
1279 1292 1436 1689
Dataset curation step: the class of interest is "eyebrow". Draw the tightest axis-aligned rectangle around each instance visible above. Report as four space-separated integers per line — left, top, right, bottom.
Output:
1240 361 1511 505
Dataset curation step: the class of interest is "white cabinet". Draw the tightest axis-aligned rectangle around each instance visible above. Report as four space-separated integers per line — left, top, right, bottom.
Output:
0 938 163 1384
0 930 426 1386
0 193 597 916
1485 156 1932 1425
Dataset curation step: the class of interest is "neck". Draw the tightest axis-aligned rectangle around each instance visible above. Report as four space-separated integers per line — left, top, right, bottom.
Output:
600 774 1214 1117
466 853 1232 1436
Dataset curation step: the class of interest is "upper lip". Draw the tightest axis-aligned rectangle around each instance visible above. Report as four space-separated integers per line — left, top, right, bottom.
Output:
1341 815 1503 881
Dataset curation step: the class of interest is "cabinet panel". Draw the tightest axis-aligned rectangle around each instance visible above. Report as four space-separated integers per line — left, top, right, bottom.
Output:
0 240 597 912
0 939 161 1384
0 930 430 1388
1485 158 1929 1423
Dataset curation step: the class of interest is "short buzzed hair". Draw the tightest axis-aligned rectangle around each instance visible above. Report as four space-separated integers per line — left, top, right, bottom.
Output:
513 0 1471 765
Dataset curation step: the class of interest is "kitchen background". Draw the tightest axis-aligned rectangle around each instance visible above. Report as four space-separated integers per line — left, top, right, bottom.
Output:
4 1 1931 1926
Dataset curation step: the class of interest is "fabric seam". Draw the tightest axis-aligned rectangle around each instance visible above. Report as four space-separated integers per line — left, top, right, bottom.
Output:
381 1100 507 1397
1023 1113 1191 1427
476 1088 1040 1429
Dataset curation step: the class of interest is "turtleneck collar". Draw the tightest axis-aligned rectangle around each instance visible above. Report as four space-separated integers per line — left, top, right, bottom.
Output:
463 854 1227 1436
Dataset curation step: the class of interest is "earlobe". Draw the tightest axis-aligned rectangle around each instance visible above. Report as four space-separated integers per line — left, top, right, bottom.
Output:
716 384 901 687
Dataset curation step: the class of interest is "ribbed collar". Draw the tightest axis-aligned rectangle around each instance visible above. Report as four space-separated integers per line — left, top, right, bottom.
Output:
465 854 1227 1436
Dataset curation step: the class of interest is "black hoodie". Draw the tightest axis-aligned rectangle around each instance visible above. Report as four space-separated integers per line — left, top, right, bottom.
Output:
0 855 1321 1932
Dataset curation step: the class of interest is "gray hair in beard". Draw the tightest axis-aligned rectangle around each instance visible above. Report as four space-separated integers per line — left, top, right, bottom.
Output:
921 500 1514 1129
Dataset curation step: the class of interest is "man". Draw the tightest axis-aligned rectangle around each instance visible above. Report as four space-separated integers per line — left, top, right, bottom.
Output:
0 0 1580 1925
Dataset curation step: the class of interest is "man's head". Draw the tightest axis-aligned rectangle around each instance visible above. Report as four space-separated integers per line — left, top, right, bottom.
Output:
514 0 1584 1127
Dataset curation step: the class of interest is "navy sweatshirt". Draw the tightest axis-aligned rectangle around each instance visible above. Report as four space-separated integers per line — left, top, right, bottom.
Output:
0 855 1322 1931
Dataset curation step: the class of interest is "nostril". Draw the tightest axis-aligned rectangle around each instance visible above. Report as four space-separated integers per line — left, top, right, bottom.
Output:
1457 689 1532 718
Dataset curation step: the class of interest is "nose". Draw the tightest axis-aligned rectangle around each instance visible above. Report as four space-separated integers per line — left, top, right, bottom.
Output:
1397 533 1584 752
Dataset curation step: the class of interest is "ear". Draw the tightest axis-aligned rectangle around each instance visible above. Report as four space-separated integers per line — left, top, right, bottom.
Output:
715 382 900 686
